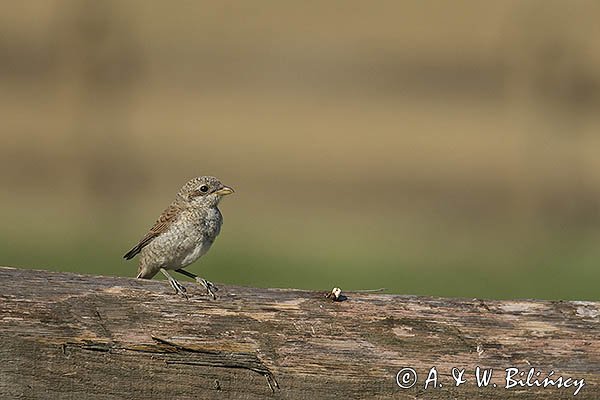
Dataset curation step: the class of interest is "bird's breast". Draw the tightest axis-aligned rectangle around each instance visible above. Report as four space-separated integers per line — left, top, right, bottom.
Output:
180 241 209 266
177 207 222 266
141 207 223 270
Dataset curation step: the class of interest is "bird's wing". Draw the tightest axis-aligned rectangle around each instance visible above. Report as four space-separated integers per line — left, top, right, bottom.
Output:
123 203 180 260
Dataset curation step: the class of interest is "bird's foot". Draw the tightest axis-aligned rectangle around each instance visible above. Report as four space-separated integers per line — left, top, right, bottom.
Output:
168 277 188 299
196 277 218 299
160 268 188 299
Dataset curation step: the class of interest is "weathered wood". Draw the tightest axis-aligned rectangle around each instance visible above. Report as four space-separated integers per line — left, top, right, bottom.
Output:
0 266 598 399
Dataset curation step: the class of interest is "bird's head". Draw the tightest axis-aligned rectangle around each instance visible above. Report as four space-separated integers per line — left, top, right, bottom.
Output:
178 176 234 208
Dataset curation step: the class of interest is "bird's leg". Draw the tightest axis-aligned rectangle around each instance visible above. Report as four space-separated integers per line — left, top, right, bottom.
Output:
160 268 188 298
175 268 218 299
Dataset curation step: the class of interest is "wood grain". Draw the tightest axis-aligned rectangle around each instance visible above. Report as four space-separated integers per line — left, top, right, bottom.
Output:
0 267 598 399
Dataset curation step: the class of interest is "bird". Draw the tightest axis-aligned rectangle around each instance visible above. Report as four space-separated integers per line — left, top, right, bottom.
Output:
124 176 234 299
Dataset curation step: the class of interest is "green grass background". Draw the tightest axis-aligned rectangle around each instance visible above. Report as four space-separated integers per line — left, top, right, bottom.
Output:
2 205 598 300
1 1 600 300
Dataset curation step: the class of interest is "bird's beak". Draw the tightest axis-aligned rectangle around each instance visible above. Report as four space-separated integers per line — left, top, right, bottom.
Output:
215 186 234 196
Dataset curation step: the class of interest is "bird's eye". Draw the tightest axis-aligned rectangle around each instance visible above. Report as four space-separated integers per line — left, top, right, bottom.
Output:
200 185 209 192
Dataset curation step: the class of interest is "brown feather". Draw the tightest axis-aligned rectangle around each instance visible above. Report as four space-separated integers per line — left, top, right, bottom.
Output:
123 203 181 260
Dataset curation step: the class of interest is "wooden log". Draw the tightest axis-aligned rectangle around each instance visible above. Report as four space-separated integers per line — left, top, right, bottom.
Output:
0 266 598 399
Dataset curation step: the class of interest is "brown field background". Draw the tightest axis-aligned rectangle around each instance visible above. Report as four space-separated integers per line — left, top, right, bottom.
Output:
1 1 599 299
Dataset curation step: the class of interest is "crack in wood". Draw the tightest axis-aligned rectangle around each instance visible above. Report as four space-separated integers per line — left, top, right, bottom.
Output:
63 336 280 393
94 309 112 339
151 336 279 393
65 341 113 353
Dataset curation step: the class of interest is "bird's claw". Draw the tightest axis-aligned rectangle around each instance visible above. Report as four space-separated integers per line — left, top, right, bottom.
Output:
196 277 218 299
168 278 188 299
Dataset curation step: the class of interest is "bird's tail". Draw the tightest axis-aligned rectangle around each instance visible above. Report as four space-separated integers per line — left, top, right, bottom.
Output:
124 244 143 260
136 266 158 279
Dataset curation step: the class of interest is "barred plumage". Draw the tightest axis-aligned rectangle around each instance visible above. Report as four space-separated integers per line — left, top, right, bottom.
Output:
124 176 233 299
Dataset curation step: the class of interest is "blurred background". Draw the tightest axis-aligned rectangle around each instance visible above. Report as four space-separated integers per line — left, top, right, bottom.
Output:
1 1 599 300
